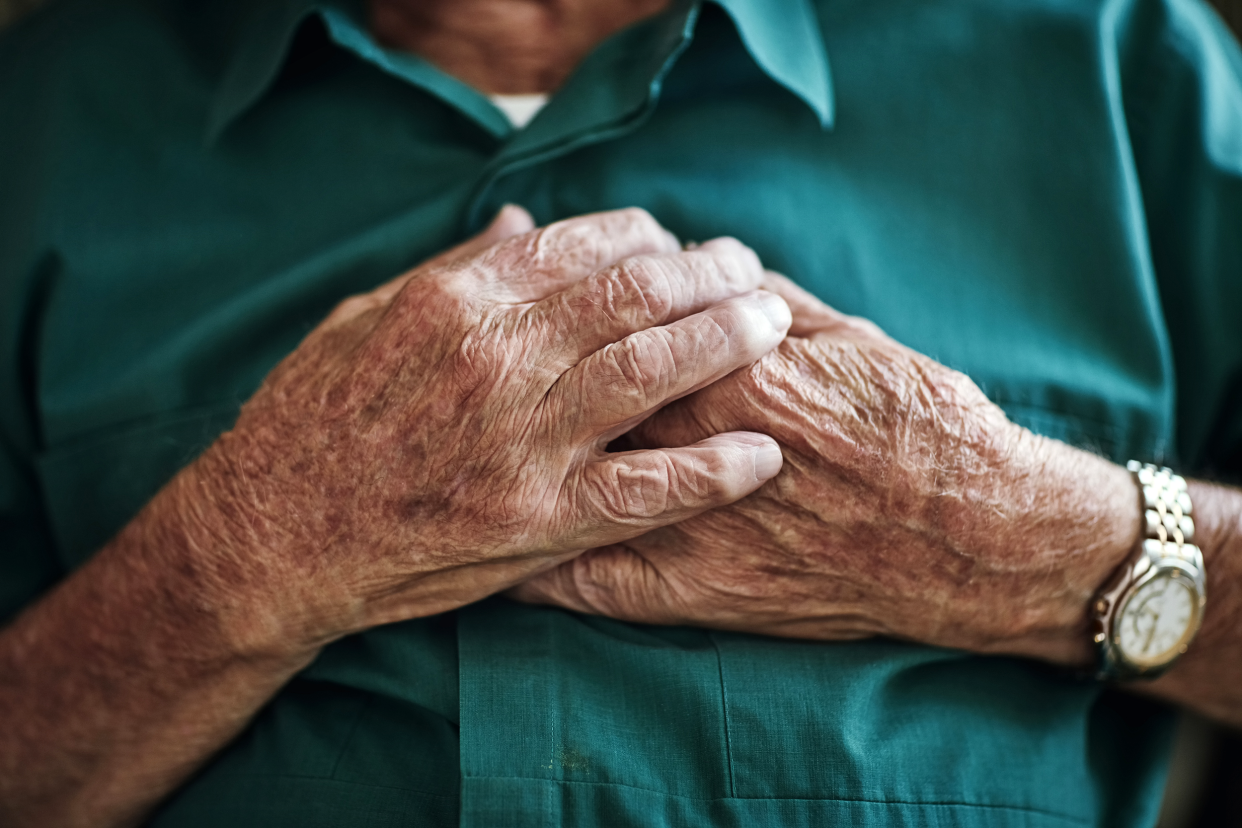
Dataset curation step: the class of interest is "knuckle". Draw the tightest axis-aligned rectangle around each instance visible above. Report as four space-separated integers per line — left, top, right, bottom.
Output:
692 306 763 367
570 546 657 619
608 257 676 321
932 362 991 411
438 263 485 295
710 304 755 346
588 447 746 525
614 207 663 239
534 219 610 270
688 447 746 502
681 317 735 374
594 458 673 520
327 293 379 322
602 332 675 400
398 266 475 316
551 208 676 267
565 554 614 613
698 237 763 284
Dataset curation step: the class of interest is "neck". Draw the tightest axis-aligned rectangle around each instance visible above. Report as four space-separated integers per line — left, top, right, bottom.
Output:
367 0 674 94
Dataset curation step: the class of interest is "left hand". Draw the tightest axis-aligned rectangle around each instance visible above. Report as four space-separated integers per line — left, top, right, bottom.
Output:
511 276 1141 666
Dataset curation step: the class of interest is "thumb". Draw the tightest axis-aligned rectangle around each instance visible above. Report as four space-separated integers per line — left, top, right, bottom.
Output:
320 206 537 328
421 204 537 271
372 205 536 304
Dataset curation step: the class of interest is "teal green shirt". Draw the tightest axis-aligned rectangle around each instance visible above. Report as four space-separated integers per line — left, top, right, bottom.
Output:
3 0 1241 824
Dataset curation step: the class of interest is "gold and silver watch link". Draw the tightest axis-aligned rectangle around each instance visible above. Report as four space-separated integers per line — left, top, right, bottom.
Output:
1091 462 1207 681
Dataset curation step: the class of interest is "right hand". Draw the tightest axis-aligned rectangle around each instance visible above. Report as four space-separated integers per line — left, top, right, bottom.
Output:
177 207 790 655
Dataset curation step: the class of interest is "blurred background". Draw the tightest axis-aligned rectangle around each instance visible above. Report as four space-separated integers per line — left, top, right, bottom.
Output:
0 0 40 29
0 0 1239 825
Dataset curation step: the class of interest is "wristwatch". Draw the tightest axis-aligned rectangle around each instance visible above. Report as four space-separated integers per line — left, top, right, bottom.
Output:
1090 461 1207 681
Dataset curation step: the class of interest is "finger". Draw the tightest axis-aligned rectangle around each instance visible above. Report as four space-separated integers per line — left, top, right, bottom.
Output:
562 432 783 549
761 271 890 343
760 271 843 337
506 550 614 614
321 205 535 328
559 290 790 438
507 545 673 622
471 207 682 303
534 237 769 363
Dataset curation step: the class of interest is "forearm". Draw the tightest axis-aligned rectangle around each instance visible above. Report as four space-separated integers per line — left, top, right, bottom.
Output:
963 428 1139 666
1136 480 1242 728
0 208 783 825
0 463 317 828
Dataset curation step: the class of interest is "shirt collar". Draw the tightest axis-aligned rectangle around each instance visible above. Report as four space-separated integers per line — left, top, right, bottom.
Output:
206 0 322 142
206 0 834 142
711 0 834 127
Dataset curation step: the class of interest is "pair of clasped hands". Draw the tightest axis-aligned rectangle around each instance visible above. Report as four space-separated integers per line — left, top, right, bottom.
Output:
204 205 1095 664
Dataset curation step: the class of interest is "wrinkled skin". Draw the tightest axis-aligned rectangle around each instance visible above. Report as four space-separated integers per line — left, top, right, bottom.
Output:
182 207 791 654
513 276 1140 665
0 206 797 828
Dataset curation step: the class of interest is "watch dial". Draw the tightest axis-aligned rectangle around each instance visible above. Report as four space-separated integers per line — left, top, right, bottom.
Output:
1116 575 1197 667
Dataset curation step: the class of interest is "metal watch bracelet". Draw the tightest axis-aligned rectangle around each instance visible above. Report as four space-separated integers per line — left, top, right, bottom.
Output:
1090 462 1207 681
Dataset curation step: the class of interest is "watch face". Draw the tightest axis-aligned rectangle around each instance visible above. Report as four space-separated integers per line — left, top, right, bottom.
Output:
1116 573 1199 668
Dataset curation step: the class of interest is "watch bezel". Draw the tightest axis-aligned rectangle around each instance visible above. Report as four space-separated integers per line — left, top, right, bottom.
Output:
1110 562 1205 673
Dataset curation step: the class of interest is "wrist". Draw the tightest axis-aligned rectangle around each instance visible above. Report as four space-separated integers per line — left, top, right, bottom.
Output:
126 442 334 668
1170 481 1236 657
975 427 1140 666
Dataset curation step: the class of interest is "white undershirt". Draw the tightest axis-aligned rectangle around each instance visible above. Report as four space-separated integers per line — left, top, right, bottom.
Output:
489 93 550 130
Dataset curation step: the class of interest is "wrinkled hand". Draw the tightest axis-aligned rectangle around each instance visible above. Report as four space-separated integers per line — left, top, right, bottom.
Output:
180 208 791 655
511 276 1139 665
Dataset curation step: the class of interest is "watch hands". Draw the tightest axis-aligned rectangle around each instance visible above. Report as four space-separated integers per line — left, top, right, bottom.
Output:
1141 582 1167 655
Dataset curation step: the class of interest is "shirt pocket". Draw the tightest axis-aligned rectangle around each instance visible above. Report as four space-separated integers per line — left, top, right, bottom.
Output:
711 633 1175 826
457 599 735 801
457 600 1172 828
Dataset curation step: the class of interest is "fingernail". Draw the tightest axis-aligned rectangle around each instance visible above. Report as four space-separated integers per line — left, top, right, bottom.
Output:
753 440 783 480
758 292 792 331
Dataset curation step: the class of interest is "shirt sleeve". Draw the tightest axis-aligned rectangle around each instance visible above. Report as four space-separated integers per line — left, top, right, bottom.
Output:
1122 0 1242 479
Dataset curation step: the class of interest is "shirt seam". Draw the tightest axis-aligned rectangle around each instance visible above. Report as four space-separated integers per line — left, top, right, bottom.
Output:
707 631 736 797
462 776 1090 822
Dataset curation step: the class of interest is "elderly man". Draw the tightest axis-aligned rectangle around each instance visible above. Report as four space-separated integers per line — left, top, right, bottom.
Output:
1 0 1241 825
